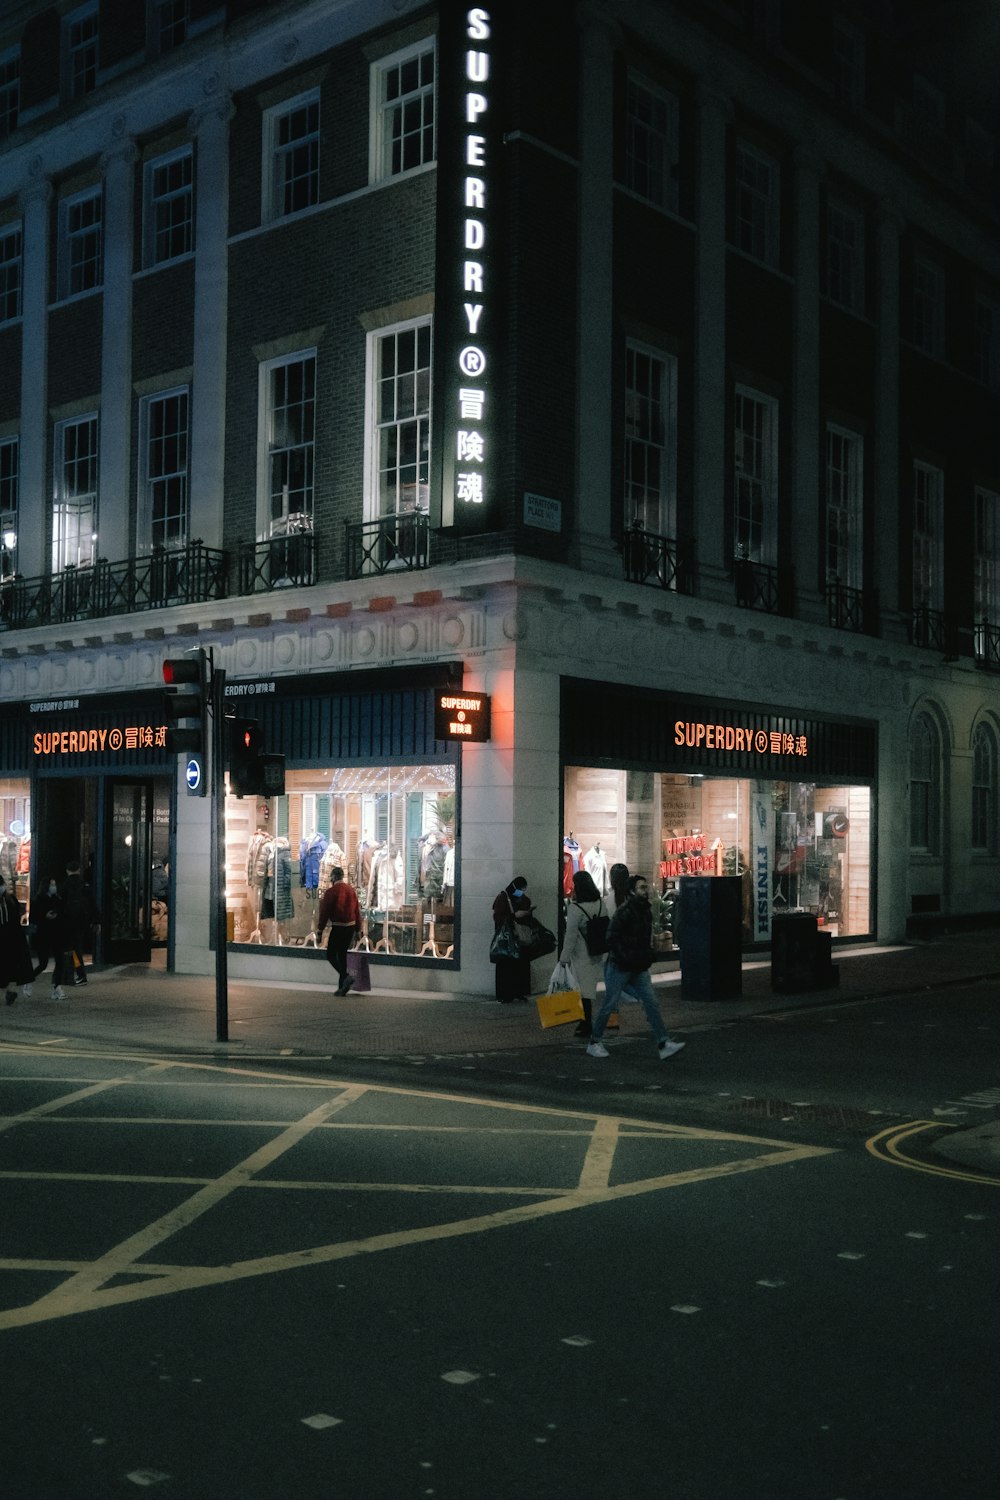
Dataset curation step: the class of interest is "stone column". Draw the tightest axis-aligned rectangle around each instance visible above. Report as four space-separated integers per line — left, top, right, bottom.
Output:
98 130 138 560
875 201 902 628
573 2 617 572
693 83 731 592
791 149 822 618
17 166 52 581
188 94 234 552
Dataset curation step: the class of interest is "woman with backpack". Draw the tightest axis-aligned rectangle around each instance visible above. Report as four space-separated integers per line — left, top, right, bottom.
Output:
559 869 609 1039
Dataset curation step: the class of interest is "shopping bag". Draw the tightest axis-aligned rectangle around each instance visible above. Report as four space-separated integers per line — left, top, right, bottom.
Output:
489 919 520 962
346 950 371 992
517 916 557 961
536 987 584 1029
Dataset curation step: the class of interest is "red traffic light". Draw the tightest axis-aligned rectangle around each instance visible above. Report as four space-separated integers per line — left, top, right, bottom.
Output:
163 657 203 685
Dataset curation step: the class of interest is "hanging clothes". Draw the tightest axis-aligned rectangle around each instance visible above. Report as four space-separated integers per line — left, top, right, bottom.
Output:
584 844 609 896
562 836 582 897
299 832 328 891
272 838 294 921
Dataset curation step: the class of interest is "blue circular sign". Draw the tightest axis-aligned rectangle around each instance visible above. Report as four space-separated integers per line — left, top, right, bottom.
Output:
185 757 202 792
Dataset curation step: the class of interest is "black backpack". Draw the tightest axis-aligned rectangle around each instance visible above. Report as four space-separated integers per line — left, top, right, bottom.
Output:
574 901 610 957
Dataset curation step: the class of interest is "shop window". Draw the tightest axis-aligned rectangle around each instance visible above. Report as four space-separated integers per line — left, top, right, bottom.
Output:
625 72 679 213
264 91 320 222
370 39 436 182
0 783 31 913
58 188 103 301
0 47 19 141
140 387 189 553
224 764 456 959
733 386 778 564
64 4 99 102
563 767 872 945
52 414 98 573
972 723 997 854
734 141 779 268
624 342 676 538
1 435 18 581
824 199 864 314
909 713 940 854
0 221 21 325
143 147 193 267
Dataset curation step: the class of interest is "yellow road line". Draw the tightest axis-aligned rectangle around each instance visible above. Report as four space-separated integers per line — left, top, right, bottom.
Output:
865 1121 1000 1187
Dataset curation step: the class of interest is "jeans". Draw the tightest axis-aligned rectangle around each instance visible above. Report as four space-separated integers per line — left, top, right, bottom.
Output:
592 960 670 1043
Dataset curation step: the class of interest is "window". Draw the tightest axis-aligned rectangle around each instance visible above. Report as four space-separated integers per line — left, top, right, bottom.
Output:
976 295 1000 391
0 223 21 324
825 200 864 314
831 19 864 111
0 46 19 140
624 343 676 536
149 0 189 56
0 435 18 580
912 461 943 611
913 255 944 358
140 388 189 551
264 91 320 221
144 148 193 266
371 40 436 181
825 425 863 587
370 321 431 518
734 142 779 267
972 722 997 854
260 353 315 535
733 387 778 563
975 487 1000 661
58 189 102 300
64 4 99 102
53 416 98 572
909 713 940 854
625 72 679 212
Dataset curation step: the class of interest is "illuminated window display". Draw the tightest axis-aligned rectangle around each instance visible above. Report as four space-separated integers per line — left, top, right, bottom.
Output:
564 767 871 946
0 780 31 912
225 763 457 959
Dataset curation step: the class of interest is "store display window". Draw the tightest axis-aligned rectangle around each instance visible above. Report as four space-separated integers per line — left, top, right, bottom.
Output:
225 764 457 959
564 767 872 945
0 781 31 913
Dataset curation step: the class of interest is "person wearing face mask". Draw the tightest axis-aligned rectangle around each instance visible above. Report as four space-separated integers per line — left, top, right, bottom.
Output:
0 876 34 1005
491 876 533 1004
26 877 70 1000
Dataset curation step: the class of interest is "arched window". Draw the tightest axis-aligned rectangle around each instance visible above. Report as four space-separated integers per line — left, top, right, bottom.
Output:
910 713 940 853
972 722 997 853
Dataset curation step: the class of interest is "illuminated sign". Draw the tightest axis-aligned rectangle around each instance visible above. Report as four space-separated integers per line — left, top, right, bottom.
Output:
433 5 499 532
434 691 491 742
674 721 809 757
33 724 167 758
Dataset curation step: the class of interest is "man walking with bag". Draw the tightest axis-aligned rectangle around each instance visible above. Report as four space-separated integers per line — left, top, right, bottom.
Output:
587 874 685 1062
315 867 362 996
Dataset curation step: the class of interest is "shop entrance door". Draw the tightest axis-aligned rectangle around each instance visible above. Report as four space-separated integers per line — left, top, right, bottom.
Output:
105 780 155 964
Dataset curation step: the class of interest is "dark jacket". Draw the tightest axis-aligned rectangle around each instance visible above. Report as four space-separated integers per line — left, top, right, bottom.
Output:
0 891 33 985
32 887 68 955
61 872 100 942
607 892 655 973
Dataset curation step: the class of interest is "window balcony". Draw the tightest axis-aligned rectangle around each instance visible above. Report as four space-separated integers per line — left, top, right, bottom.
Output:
622 522 695 594
974 620 1000 671
827 580 879 636
237 526 317 594
909 605 953 652
0 541 228 631
733 556 786 614
345 511 430 579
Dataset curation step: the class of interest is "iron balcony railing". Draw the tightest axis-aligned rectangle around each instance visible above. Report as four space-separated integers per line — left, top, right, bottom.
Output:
0 541 228 631
910 605 954 653
975 620 1000 670
345 510 430 578
622 522 695 594
237 529 318 594
827 580 879 635
733 556 783 614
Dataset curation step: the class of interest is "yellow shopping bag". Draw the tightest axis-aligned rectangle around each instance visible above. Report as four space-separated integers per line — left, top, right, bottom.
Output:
535 988 584 1029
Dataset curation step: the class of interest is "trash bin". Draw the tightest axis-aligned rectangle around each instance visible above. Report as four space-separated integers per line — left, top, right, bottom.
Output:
678 875 743 1001
771 912 838 993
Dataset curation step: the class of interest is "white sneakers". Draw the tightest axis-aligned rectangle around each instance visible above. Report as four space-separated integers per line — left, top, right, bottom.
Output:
51 986 66 1000
585 1041 609 1058
658 1039 685 1060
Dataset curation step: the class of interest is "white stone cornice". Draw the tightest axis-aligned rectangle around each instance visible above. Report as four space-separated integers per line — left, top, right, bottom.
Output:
188 92 235 137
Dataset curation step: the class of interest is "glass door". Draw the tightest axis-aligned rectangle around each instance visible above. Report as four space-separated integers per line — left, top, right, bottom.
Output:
106 780 154 963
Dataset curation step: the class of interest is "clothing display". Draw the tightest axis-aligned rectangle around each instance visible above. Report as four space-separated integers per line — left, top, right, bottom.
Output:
299 832 328 891
0 834 20 890
583 843 610 896
562 835 583 896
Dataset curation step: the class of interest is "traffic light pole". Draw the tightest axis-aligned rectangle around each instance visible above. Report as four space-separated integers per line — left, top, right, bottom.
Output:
212 661 229 1042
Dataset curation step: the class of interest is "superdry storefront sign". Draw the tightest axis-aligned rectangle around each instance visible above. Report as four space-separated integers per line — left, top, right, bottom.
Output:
7 696 173 770
433 4 500 532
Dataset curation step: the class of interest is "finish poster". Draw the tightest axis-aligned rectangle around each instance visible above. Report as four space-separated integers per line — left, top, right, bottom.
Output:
750 781 774 943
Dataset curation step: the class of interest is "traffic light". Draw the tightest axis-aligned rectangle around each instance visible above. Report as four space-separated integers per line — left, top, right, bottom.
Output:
228 718 263 798
162 649 208 755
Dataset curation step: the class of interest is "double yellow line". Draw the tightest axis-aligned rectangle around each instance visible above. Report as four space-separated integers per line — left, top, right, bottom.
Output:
866 1121 1000 1187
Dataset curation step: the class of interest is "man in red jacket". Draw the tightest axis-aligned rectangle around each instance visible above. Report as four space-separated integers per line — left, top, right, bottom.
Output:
314 868 362 995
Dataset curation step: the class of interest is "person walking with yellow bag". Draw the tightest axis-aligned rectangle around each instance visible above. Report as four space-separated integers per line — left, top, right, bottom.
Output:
559 869 608 1039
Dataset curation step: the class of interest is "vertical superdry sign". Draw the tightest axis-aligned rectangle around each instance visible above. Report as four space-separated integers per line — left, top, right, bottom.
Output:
433 4 500 532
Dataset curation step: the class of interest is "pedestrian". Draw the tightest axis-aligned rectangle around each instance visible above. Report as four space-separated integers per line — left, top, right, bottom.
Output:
587 873 685 1063
560 869 609 1039
608 861 630 912
0 875 33 1005
27 876 70 999
314 866 362 996
61 859 100 986
492 876 533 1004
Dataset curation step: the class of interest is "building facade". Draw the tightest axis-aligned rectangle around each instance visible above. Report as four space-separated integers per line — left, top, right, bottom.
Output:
1 0 999 994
